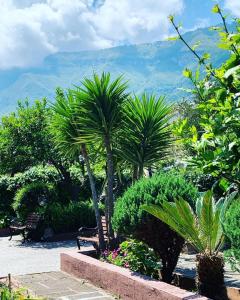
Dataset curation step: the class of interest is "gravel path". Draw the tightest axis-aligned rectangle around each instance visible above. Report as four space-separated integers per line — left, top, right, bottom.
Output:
0 235 77 277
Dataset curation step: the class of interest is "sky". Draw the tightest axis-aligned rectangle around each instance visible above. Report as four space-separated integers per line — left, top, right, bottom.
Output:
0 0 239 70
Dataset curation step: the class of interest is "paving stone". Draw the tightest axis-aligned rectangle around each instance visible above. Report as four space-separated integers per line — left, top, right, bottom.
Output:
16 271 115 300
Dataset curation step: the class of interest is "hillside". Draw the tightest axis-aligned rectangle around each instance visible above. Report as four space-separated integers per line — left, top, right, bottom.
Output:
0 26 229 115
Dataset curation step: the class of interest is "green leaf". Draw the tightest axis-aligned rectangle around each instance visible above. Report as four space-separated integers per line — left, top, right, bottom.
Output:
167 36 179 41
212 4 220 14
183 68 192 78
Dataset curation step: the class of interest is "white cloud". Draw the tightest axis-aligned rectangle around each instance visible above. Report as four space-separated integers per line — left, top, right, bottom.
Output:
224 0 240 17
0 0 184 69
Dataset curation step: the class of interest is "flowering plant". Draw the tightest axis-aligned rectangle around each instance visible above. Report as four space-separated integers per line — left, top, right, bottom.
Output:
102 239 161 279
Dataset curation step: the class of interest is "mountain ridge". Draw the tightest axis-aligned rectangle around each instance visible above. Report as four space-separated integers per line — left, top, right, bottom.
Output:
0 26 229 115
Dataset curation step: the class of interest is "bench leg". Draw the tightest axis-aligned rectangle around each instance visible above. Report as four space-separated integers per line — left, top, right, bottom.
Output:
77 238 81 250
9 228 13 241
22 230 26 243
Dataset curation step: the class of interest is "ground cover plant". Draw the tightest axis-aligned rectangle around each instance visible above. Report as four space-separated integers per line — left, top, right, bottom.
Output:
102 239 161 279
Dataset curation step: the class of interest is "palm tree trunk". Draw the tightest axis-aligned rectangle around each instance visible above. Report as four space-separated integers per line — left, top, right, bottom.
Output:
104 135 114 239
138 163 144 179
196 253 225 299
81 144 105 251
132 165 138 182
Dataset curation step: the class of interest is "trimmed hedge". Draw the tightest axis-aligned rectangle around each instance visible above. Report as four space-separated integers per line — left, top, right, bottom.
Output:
112 170 198 283
43 201 98 234
112 170 198 235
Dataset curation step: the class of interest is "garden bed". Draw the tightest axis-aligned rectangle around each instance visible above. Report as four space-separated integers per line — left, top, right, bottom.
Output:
61 251 208 300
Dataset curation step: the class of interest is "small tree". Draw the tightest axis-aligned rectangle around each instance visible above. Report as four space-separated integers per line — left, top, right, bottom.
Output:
74 73 129 237
170 7 240 187
118 94 172 180
51 89 105 250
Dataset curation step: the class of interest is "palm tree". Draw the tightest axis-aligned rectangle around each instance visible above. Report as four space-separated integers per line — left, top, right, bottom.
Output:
118 94 172 180
74 73 129 238
50 88 105 250
143 190 235 299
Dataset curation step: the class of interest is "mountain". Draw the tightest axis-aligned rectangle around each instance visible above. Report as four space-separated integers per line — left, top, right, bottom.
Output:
0 26 229 115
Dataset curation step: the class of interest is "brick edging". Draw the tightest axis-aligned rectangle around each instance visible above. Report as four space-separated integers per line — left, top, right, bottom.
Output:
60 251 209 300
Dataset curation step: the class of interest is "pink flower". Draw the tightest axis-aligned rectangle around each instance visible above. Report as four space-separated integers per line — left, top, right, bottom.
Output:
124 262 129 268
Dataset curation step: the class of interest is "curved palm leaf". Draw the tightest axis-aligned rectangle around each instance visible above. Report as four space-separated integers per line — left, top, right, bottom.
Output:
143 190 232 255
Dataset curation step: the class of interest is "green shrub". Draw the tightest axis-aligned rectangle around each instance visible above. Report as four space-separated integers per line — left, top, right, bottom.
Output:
44 201 97 233
103 239 161 279
0 165 104 218
224 198 240 272
112 170 198 283
13 182 57 219
0 166 60 217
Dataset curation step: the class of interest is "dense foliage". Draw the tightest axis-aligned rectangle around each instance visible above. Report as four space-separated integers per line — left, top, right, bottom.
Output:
112 171 198 234
171 7 240 189
103 239 161 279
12 182 57 220
112 171 198 282
43 201 98 234
224 198 240 272
118 94 172 179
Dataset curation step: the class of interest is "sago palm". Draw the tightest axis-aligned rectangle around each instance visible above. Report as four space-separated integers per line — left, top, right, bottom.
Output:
74 72 129 237
50 88 105 250
143 190 235 299
118 94 172 180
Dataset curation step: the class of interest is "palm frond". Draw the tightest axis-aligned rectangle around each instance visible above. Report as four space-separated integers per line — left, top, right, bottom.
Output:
143 190 229 255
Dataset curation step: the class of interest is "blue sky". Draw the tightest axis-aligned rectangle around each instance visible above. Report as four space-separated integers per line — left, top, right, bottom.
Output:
0 0 239 70
180 0 225 30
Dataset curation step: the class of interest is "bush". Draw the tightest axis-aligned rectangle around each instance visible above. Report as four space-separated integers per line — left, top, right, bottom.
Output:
13 182 57 219
0 166 60 217
224 198 240 272
43 201 98 233
103 239 161 279
112 170 198 283
0 165 105 218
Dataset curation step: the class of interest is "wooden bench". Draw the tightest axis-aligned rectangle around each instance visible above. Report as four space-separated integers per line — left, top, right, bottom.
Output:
9 212 40 242
76 216 108 252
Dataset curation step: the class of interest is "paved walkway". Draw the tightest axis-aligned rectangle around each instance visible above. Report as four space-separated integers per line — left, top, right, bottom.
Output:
16 271 115 300
0 235 77 277
1 235 239 292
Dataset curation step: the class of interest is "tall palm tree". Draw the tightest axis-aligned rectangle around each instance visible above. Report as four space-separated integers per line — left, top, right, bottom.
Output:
74 73 129 238
118 94 172 180
143 190 236 299
50 88 105 250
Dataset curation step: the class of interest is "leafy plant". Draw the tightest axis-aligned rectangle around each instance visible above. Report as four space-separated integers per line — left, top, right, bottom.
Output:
0 284 40 300
224 198 240 272
170 8 240 186
13 182 56 220
143 190 235 299
118 93 172 180
103 239 161 279
43 201 98 234
112 170 198 283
